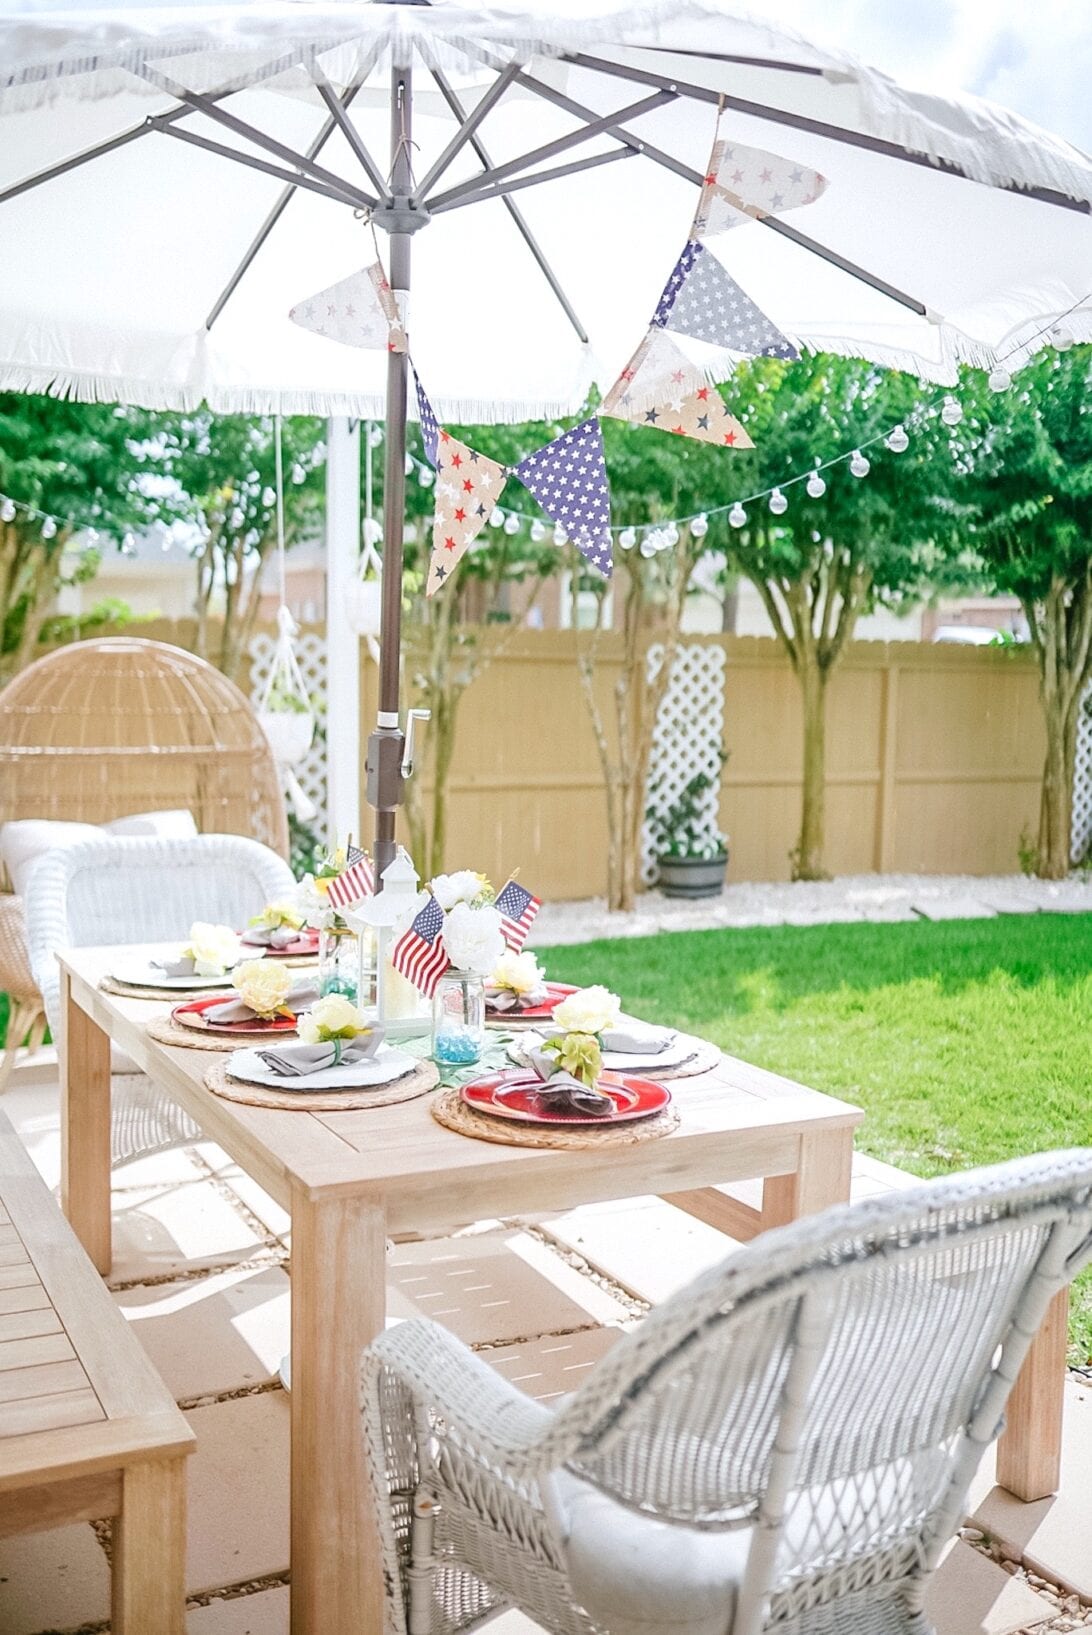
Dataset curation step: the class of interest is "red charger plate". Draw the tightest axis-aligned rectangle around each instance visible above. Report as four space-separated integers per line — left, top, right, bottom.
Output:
171 996 299 1034
237 929 319 959
461 1068 671 1127
485 981 578 1021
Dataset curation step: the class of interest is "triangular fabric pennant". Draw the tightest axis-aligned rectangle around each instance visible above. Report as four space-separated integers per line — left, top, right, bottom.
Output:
427 432 507 597
653 241 797 360
515 418 613 578
693 137 826 239
289 262 406 352
413 366 440 467
602 330 753 449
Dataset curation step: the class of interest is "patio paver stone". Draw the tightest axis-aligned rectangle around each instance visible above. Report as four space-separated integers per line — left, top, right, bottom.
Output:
114 1264 291 1400
183 1393 290 1596
0 1522 111 1635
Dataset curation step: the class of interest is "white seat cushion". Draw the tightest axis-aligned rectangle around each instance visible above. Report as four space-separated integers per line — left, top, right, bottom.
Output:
556 1470 748 1635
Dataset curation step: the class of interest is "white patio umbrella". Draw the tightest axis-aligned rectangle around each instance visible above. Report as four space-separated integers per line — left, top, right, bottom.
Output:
1 0 1090 864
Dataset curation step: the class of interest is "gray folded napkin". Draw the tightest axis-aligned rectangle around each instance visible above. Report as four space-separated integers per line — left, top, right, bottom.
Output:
485 981 550 1013
241 926 300 949
205 981 321 1025
601 1023 675 1055
525 1047 615 1117
150 952 204 978
255 1026 386 1077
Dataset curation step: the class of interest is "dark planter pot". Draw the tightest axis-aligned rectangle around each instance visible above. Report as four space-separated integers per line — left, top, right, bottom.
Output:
656 850 729 899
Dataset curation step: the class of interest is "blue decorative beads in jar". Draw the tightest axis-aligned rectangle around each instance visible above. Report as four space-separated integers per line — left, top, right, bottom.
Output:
432 969 486 1066
318 923 359 1001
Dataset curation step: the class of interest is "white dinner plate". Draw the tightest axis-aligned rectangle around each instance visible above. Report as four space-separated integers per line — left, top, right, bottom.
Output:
226 1043 418 1091
109 957 241 990
509 1028 693 1073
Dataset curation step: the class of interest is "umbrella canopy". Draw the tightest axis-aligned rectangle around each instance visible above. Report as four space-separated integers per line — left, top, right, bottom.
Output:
0 0 1090 418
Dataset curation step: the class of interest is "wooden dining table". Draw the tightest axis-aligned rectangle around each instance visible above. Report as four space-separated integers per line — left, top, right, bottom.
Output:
55 943 1063 1634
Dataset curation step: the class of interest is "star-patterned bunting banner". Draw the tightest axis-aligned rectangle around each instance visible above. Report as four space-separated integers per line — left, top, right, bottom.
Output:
515 418 613 578
427 428 507 598
693 138 826 238
288 262 406 352
653 241 797 361
414 367 440 467
602 330 753 450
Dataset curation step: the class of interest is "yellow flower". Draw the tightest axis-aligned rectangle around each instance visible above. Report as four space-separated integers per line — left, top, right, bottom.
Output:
183 922 241 977
298 994 370 1044
232 959 292 1019
249 900 305 932
544 1031 603 1088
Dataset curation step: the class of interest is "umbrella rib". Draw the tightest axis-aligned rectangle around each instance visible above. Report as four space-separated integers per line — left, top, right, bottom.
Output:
309 63 388 197
757 217 928 314
430 67 590 343
0 97 220 207
637 49 826 74
153 121 367 210
425 88 675 211
565 52 1091 213
137 69 377 212
205 81 365 331
429 146 637 213
415 61 524 198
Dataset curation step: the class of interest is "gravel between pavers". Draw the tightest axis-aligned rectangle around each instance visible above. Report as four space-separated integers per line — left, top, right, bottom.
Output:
529 873 1092 946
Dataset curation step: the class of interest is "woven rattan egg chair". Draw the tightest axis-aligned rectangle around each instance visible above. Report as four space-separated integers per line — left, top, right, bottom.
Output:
0 636 289 1091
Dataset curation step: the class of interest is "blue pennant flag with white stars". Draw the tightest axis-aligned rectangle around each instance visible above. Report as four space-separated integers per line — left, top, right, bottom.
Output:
413 366 440 468
515 417 613 579
653 241 797 360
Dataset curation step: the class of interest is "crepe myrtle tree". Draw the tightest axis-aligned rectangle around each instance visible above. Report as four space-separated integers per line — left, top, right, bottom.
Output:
148 412 326 682
0 394 157 679
958 347 1092 878
723 355 964 881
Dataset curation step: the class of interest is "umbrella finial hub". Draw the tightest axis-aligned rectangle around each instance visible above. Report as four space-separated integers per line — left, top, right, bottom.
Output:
372 197 431 236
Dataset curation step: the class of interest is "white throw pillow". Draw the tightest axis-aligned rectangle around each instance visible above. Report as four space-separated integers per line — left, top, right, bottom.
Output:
0 810 198 896
104 809 198 840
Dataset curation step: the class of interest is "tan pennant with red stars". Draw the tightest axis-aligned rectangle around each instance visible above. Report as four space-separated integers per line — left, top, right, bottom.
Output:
603 330 753 450
427 431 507 596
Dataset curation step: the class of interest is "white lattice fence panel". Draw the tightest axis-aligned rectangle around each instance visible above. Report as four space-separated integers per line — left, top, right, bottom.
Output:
1072 677 1092 864
249 630 328 848
642 642 727 883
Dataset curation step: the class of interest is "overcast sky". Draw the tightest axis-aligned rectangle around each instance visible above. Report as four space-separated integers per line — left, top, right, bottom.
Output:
766 0 1092 152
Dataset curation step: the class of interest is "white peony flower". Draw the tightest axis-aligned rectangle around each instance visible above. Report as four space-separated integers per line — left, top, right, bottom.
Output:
491 949 545 996
431 870 489 912
291 873 334 929
232 959 292 1018
184 922 241 976
298 993 369 1043
552 984 621 1037
442 902 506 977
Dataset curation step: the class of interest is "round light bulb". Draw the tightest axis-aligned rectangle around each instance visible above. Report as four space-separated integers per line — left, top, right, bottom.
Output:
490 507 504 528
729 502 747 529
404 454 414 476
1051 324 1074 351
988 366 1011 393
291 462 306 485
41 515 58 539
806 471 826 499
768 488 788 515
849 450 870 479
941 397 963 427
530 519 546 543
503 512 520 535
663 522 679 548
418 466 434 488
639 536 658 559
618 526 637 550
886 425 909 454
553 524 568 546
691 513 709 538
0 498 15 522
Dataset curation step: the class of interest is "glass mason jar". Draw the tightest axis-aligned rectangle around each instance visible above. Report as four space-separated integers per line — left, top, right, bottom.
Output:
431 969 486 1066
318 922 359 1002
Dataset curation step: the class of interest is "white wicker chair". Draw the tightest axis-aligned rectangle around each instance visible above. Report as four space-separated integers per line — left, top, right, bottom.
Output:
363 1150 1092 1635
24 834 294 1167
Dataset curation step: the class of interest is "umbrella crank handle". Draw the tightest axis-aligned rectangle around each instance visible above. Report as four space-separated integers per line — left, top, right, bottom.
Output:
401 709 431 781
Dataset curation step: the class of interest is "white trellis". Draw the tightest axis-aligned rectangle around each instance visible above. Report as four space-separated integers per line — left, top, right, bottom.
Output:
249 630 329 849
642 642 727 882
1072 678 1092 865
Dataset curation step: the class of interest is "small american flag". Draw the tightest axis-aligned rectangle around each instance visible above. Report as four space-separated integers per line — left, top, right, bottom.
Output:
495 879 541 951
391 895 450 996
325 845 374 910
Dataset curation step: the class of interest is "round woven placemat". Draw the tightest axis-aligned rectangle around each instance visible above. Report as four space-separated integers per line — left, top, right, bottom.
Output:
431 1086 680 1149
204 1055 439 1112
506 1032 720 1080
146 1017 297 1053
100 976 226 1002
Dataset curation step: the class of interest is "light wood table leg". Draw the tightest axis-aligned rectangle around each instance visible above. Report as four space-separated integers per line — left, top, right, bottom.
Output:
761 1126 854 1230
60 970 112 1275
996 1286 1068 1501
112 1456 188 1634
290 1187 386 1635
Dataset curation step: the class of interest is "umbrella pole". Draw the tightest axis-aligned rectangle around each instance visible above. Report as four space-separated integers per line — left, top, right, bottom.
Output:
368 63 414 879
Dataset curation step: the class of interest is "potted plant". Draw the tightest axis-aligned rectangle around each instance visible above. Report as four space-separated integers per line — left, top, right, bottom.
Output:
647 757 729 899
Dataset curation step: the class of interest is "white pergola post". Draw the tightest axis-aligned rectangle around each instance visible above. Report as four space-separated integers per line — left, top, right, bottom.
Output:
325 415 362 849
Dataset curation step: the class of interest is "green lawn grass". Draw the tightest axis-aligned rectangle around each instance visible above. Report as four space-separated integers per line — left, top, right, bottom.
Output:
541 913 1092 1361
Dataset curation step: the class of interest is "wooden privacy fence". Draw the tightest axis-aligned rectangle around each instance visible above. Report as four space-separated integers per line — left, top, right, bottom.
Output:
364 633 1046 897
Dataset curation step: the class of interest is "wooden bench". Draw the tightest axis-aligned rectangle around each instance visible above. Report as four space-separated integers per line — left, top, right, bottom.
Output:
0 1109 194 1632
